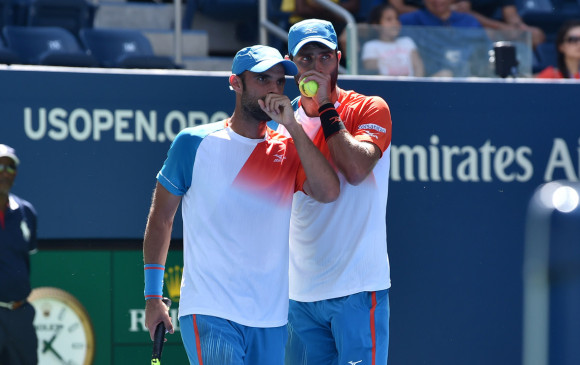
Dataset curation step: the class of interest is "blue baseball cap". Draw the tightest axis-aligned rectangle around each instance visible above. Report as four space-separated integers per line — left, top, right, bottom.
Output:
288 19 338 57
232 45 297 75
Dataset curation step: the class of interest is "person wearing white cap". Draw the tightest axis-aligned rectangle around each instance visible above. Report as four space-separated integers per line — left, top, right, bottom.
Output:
278 19 393 365
142 45 339 364
0 144 38 365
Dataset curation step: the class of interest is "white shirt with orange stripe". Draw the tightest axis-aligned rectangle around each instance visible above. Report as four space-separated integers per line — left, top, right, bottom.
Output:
158 121 305 327
278 88 393 302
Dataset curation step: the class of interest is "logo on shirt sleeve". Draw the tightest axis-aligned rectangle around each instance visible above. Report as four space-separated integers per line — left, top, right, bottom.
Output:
358 123 386 134
363 131 380 139
359 123 386 140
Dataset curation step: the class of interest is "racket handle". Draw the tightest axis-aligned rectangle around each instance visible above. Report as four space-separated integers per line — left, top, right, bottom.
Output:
151 298 172 365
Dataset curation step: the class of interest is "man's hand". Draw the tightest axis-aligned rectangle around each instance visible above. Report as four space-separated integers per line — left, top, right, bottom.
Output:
298 70 333 108
145 299 174 341
258 94 296 129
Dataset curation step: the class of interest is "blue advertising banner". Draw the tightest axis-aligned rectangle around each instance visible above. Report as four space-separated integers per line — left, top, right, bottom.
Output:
2 66 578 365
1 67 234 239
339 76 578 365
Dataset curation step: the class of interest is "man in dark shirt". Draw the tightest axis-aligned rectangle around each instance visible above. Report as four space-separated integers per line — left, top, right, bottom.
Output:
0 144 38 365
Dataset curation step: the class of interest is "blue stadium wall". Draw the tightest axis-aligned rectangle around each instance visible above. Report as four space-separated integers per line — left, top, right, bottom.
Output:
1 67 578 365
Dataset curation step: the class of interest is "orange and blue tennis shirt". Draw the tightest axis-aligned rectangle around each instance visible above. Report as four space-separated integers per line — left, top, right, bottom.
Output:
277 88 393 302
157 120 305 328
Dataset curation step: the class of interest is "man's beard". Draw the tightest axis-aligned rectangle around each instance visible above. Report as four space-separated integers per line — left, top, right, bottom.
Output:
240 84 271 122
242 96 271 122
329 67 339 91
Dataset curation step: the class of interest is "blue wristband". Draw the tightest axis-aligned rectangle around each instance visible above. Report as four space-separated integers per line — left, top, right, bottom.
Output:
144 264 165 300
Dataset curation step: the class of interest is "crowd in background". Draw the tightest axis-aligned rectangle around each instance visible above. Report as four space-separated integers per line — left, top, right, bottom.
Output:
278 0 580 78
1 0 578 78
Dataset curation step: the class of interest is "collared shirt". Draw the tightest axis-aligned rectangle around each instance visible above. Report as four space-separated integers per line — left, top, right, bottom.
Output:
0 194 37 302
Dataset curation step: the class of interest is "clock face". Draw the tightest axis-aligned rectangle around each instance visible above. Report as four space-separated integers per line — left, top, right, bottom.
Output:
29 287 95 365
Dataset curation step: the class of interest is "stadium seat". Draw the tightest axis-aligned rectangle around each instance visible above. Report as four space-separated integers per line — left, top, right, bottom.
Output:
551 0 580 13
3 25 98 66
183 0 257 29
25 0 96 36
0 0 27 27
1 0 11 28
517 0 580 41
0 34 20 64
79 28 178 69
1 0 29 27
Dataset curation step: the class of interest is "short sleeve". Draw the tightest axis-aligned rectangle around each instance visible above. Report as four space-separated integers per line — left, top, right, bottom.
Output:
157 128 202 196
352 96 392 153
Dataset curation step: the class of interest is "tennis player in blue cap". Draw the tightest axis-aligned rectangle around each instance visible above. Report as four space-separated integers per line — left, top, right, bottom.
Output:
278 19 393 365
142 45 339 365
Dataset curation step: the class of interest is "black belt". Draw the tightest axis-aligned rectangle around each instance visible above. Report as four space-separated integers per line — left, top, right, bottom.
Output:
0 300 27 310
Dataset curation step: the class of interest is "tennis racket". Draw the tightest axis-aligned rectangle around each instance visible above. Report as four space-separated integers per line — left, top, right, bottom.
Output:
151 297 172 365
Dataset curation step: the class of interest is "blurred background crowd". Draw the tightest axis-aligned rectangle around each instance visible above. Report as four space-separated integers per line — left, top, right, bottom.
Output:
0 0 578 78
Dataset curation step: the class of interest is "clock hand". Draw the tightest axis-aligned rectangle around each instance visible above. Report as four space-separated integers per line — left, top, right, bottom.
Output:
42 326 65 361
44 340 65 362
42 324 64 353
42 332 59 354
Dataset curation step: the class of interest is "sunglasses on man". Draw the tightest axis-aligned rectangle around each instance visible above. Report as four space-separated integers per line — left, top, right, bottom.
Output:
565 35 580 44
0 164 17 174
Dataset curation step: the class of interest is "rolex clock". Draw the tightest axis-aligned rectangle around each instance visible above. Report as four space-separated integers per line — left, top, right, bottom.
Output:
28 287 95 365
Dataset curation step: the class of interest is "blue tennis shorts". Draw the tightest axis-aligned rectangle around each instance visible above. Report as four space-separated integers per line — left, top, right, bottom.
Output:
285 289 390 365
180 314 287 365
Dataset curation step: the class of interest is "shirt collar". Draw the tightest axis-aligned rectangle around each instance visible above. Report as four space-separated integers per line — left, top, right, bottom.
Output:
8 195 20 211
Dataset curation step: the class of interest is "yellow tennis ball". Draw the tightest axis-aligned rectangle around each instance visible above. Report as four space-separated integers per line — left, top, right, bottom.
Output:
299 79 318 97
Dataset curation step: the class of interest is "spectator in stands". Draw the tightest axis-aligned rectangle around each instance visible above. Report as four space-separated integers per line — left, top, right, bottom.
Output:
451 0 546 47
536 19 580 79
361 3 425 76
399 0 482 27
399 0 485 76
